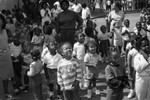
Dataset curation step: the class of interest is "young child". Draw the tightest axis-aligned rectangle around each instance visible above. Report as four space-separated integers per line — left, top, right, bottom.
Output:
9 36 22 94
134 22 146 41
42 41 63 100
105 47 129 100
57 42 82 100
31 27 44 52
98 25 111 63
84 27 96 44
84 41 101 98
43 26 56 46
21 41 33 92
5 17 15 36
122 19 130 54
73 32 86 89
27 49 43 100
112 22 123 53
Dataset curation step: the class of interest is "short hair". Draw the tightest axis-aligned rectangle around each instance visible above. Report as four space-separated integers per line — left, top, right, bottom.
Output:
60 0 69 9
41 1 48 8
124 19 130 23
87 41 97 48
100 25 106 31
82 3 87 8
6 17 13 24
85 27 93 37
30 49 41 61
0 14 6 29
114 2 122 10
45 26 52 35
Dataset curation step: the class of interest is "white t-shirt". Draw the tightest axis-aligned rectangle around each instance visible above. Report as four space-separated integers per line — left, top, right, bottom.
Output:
122 26 130 33
42 52 63 69
82 7 91 20
9 42 22 57
98 32 111 40
128 48 138 67
73 42 85 60
122 26 130 40
72 3 82 13
84 52 100 67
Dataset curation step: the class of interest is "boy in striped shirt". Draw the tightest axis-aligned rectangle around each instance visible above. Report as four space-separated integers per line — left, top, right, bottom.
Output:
57 42 82 100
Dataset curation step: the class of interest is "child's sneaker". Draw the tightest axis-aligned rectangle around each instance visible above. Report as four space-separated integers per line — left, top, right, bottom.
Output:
87 90 92 98
14 89 20 94
127 90 135 99
24 85 29 93
19 86 24 90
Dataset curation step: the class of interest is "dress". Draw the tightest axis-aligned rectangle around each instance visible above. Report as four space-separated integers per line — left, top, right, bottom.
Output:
0 29 14 80
108 10 125 31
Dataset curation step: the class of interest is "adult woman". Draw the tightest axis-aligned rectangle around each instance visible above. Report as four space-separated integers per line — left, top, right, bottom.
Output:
56 0 83 46
40 2 52 27
0 14 14 98
108 2 125 32
133 38 150 100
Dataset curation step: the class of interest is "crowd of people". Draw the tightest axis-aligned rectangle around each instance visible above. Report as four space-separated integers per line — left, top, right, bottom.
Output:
1 0 150 100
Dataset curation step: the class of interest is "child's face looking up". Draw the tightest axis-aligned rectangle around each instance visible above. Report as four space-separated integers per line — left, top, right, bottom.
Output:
78 33 85 43
88 43 96 54
111 51 120 64
62 43 72 58
47 41 57 53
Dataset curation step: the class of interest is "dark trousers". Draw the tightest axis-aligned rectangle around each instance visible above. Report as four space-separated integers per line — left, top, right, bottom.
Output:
63 84 80 100
12 62 22 89
100 39 110 57
88 77 96 89
128 67 136 89
2 79 9 94
57 29 75 46
107 89 123 100
31 74 43 100
24 69 29 86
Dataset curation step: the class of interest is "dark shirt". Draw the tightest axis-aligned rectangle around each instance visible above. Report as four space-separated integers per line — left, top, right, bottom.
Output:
56 10 83 34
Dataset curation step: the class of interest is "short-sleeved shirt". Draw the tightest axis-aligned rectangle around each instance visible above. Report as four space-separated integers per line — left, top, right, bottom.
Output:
42 52 63 69
84 52 100 67
73 42 85 60
72 3 82 13
98 32 111 40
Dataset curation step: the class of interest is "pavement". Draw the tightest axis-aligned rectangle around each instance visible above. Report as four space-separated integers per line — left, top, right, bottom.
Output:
0 12 140 100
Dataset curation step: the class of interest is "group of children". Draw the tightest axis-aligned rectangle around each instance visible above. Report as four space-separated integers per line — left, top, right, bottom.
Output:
4 1 150 99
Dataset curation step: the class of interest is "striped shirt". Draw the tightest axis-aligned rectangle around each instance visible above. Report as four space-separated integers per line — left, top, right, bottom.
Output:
57 58 82 90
